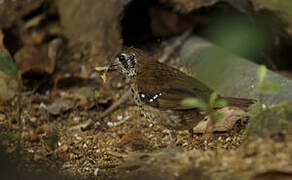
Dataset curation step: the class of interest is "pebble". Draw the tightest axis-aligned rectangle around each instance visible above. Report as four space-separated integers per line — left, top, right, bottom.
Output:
117 115 123 121
61 145 69 152
69 153 75 160
62 164 72 169
74 134 82 140
116 82 123 89
30 117 37 123
94 168 99 176
107 122 115 127
39 102 47 109
73 116 81 122
0 113 5 121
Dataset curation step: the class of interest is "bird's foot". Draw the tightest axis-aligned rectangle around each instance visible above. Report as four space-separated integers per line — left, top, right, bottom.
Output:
188 129 194 146
202 120 214 144
167 129 177 148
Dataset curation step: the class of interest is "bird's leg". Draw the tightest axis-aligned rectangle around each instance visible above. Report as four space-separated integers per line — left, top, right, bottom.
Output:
189 129 194 138
188 129 194 145
202 119 214 142
167 129 177 148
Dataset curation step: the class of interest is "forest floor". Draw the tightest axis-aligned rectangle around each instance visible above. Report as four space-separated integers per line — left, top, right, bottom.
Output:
1 1 292 180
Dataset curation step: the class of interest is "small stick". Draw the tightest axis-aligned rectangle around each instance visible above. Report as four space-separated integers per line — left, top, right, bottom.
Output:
158 28 193 63
82 28 193 131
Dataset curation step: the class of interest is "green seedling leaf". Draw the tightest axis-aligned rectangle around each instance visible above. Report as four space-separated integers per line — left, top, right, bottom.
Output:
214 99 228 108
258 80 280 94
209 92 218 107
257 65 267 84
77 87 99 99
93 90 99 99
182 98 208 111
0 50 18 80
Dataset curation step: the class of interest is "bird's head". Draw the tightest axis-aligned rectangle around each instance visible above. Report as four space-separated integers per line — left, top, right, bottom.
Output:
105 52 137 77
96 47 147 81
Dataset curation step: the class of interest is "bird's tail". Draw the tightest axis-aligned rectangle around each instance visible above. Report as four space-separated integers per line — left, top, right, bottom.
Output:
223 97 255 108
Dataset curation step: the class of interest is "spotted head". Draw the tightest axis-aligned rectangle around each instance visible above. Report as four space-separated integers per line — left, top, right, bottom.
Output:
106 52 137 77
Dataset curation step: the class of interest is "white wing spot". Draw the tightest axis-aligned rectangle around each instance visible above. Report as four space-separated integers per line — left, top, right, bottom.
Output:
153 94 158 99
159 93 162 96
141 94 145 98
149 99 153 102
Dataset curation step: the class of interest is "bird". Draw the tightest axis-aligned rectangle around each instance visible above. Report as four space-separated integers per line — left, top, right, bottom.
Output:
97 47 254 146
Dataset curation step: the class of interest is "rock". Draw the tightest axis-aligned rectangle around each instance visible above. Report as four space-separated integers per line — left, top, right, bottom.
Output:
149 7 197 37
48 38 63 65
46 98 74 115
119 128 149 150
247 102 292 138
160 0 253 14
179 36 292 104
55 0 124 70
0 72 18 102
14 45 55 76
251 0 292 36
193 107 247 133
0 0 44 28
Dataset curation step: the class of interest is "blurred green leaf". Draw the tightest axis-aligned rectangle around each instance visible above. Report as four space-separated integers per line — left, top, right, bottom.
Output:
181 98 208 111
93 90 99 99
0 132 20 142
257 81 280 94
208 19 264 59
209 92 218 107
214 99 228 108
0 50 18 80
77 87 99 99
210 112 225 122
257 65 267 84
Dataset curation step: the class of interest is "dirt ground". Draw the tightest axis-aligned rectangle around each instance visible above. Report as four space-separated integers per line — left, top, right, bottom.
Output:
1 0 292 180
1 63 292 179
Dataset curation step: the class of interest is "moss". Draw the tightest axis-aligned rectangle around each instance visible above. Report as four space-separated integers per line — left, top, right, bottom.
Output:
247 102 292 138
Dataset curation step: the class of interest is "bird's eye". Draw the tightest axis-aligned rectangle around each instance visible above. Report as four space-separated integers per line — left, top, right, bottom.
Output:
118 54 126 62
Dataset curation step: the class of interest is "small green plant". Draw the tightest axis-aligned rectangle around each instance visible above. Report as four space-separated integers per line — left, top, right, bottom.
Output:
257 65 280 94
0 132 20 142
247 65 282 138
182 92 227 123
77 87 99 100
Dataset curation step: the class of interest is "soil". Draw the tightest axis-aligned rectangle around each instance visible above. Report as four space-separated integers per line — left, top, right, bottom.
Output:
1 64 292 179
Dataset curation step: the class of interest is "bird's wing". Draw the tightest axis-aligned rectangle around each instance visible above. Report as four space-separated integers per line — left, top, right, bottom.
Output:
137 62 213 110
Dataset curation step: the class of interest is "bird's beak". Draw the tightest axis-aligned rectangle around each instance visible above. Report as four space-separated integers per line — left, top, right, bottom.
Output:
95 57 119 83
